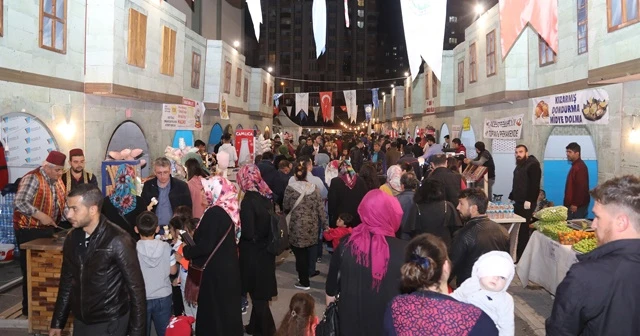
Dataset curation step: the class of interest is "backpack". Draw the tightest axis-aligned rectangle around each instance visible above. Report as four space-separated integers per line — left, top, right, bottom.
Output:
267 210 289 255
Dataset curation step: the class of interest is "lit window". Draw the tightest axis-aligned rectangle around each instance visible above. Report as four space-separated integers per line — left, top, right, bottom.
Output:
358 10 364 17
449 37 458 44
577 0 588 54
449 16 457 23
357 21 364 28
40 0 67 53
539 36 556 66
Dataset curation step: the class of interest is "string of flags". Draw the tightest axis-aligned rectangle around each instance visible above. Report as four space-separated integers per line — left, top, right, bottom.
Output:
273 89 378 123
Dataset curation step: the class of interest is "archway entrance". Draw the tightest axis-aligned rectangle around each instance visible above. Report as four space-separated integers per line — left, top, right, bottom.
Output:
208 123 223 152
439 123 449 144
107 121 151 177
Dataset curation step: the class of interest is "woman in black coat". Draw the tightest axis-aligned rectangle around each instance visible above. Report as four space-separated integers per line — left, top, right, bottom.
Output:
183 176 244 336
401 179 461 245
237 165 277 335
327 160 368 227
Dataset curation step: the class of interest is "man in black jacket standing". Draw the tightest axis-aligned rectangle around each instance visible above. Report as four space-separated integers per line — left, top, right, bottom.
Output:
141 157 192 228
427 154 462 207
546 176 640 335
349 140 365 173
50 184 146 336
450 188 509 286
509 145 542 262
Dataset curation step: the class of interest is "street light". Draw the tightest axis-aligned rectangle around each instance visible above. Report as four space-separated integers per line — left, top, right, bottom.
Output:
390 84 395 88
474 4 484 15
267 66 273 73
404 72 409 77
233 40 241 48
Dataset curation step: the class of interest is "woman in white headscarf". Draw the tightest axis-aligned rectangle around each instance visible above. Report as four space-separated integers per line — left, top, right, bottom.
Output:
380 165 403 197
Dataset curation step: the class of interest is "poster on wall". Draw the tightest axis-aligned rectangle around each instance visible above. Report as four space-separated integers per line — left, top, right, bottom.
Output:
235 130 255 166
462 117 471 131
1 114 57 167
483 114 524 139
532 88 610 125
220 94 230 120
451 125 462 139
161 98 205 130
424 99 435 114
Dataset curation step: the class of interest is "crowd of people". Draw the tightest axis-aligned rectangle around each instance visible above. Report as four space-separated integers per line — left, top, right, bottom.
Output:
8 131 640 336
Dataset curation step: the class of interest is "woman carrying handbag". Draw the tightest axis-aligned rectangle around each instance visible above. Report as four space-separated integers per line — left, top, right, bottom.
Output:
183 176 244 336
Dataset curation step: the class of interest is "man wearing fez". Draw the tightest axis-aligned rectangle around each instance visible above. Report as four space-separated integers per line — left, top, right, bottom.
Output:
13 150 68 316
61 148 98 192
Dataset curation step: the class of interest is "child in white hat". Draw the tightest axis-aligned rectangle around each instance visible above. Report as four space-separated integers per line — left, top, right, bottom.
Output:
451 251 515 336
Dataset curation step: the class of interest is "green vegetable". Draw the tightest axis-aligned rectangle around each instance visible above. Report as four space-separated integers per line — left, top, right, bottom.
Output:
573 238 598 254
538 222 572 241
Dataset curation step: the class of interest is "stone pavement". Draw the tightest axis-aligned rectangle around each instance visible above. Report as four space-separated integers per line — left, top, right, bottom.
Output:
0 252 554 335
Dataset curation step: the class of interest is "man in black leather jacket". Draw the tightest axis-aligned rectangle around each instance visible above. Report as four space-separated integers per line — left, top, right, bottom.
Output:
427 154 462 207
450 188 510 287
50 184 146 336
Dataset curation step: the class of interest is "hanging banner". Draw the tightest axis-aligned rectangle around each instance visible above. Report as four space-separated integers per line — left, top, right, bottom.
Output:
312 0 327 58
320 92 333 122
295 93 309 116
273 93 283 107
371 88 379 109
330 106 335 122
235 129 255 166
483 114 524 139
246 0 263 42
312 106 320 122
219 94 230 120
162 98 205 130
344 0 350 27
1 115 57 167
532 88 609 125
286 106 293 116
400 0 447 80
343 90 357 123
364 104 372 121
500 0 557 58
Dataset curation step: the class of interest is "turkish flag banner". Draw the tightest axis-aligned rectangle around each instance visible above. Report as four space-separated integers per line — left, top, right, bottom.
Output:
499 0 557 58
320 92 333 122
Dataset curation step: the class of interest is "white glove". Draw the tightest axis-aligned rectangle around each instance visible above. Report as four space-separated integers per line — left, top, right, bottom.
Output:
524 201 531 210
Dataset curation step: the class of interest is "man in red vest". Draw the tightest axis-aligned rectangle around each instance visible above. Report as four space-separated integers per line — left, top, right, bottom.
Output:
14 150 67 316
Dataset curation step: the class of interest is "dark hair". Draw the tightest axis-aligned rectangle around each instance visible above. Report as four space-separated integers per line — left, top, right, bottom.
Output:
566 142 581 153
262 151 274 161
425 135 436 143
452 138 462 145
174 205 192 220
136 211 158 237
415 179 445 204
404 144 414 155
358 162 381 191
222 133 232 142
590 175 640 230
254 154 263 164
444 135 450 140
194 139 206 147
400 172 419 191
394 141 402 149
338 213 354 227
297 155 312 166
299 136 306 143
185 158 207 180
276 293 316 336
516 144 528 152
475 141 486 152
459 188 489 214
415 137 421 143
68 184 104 211
169 216 196 233
446 157 459 172
400 162 413 173
430 154 447 167
294 161 308 181
401 234 449 293
278 160 291 170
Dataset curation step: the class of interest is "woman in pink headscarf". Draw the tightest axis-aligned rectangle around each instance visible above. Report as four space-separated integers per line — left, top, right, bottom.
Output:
236 164 277 336
325 189 408 336
182 176 243 335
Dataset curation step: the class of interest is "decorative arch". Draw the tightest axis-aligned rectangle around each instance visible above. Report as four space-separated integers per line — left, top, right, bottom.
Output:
208 123 224 151
106 120 151 177
439 123 450 144
236 124 244 131
171 130 194 148
1 112 59 182
224 124 233 135
543 125 598 218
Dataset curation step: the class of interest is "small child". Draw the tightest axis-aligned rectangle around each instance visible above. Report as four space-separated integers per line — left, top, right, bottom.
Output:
323 213 354 250
169 217 198 319
276 293 318 336
451 251 515 336
535 189 553 213
135 212 178 336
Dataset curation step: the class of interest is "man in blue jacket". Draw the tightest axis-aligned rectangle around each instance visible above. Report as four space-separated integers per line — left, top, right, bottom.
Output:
546 175 640 335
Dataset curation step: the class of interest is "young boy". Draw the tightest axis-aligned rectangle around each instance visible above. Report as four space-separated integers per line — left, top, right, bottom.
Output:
136 212 178 336
323 213 354 249
169 216 198 319
451 251 515 336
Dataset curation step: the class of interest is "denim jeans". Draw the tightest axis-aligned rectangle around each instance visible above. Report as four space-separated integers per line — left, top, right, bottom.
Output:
146 295 173 336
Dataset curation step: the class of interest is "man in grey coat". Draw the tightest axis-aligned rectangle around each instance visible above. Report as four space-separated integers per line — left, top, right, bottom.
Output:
396 172 420 238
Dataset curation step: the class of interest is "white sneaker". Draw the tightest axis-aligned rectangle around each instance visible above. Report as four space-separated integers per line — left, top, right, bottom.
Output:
294 282 310 290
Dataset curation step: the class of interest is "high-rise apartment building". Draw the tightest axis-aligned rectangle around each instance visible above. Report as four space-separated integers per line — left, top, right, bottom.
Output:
250 0 379 125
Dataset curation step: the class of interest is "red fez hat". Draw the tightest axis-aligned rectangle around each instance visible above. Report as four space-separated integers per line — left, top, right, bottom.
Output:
46 151 66 166
69 148 84 158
